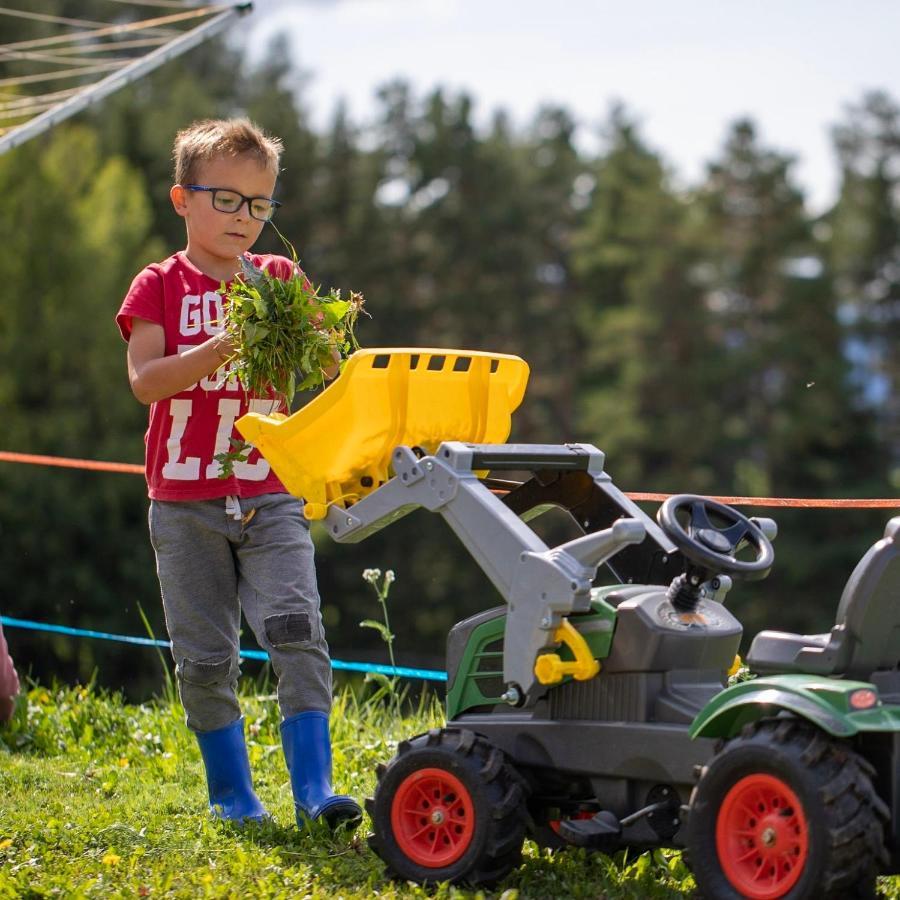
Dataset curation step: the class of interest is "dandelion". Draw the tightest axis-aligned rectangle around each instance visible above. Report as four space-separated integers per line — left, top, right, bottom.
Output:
0 839 12 850
102 852 121 866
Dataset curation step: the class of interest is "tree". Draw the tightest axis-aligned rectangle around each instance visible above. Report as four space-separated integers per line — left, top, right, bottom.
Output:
571 105 719 491
689 119 884 636
0 125 163 691
829 91 900 489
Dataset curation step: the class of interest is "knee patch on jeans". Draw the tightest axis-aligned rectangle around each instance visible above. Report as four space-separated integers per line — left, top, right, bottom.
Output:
264 611 314 648
179 655 236 687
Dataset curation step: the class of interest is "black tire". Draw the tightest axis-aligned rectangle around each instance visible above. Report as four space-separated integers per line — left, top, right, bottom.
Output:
366 727 528 886
687 717 889 899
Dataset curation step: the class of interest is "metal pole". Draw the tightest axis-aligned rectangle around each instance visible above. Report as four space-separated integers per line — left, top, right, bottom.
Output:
0 3 253 155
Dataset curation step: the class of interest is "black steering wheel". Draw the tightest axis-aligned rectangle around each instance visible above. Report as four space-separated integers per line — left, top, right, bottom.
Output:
657 494 774 581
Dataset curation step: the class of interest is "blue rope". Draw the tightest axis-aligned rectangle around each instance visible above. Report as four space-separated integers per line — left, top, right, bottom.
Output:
0 615 448 683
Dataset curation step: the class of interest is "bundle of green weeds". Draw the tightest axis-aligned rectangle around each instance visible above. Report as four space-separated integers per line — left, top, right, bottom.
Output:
214 239 364 478
223 253 363 405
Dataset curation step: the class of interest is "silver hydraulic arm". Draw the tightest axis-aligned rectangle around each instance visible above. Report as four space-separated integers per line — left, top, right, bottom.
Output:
324 441 651 701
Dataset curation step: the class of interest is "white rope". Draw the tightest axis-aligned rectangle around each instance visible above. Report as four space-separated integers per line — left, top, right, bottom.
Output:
0 47 132 66
34 37 170 56
0 61 127 88
0 87 81 109
102 0 194 7
0 7 113 29
0 99 62 120
0 6 220 53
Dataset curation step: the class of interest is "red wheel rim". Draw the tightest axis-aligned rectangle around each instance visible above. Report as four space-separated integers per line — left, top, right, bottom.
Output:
716 773 809 899
390 767 475 868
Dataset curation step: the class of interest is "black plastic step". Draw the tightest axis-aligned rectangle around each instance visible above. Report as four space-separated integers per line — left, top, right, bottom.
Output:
557 810 622 847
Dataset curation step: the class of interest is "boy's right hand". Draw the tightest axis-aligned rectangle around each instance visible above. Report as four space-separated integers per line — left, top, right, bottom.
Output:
128 318 238 405
213 332 236 362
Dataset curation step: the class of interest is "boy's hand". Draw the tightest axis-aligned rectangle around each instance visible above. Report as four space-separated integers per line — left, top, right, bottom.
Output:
213 332 236 362
128 318 238 405
323 348 341 381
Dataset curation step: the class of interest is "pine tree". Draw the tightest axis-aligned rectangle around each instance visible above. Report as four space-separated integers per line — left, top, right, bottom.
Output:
691 119 884 635
829 91 900 489
572 105 717 491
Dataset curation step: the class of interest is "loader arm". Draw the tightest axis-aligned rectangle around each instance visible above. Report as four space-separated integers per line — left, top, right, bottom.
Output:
237 349 648 702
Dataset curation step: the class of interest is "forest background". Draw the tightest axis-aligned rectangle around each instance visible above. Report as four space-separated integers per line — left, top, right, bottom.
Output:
0 2 898 700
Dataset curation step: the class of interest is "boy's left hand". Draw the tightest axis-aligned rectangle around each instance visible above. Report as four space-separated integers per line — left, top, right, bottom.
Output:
323 348 341 381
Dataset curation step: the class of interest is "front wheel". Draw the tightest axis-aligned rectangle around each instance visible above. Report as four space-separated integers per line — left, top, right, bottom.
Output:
687 718 888 899
367 728 528 886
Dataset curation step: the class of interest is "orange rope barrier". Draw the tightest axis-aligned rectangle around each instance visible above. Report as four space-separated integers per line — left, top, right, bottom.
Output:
625 491 899 509
0 450 143 475
0 451 896 509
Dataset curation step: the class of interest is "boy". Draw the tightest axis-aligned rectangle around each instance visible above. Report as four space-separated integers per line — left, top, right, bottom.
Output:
116 118 360 830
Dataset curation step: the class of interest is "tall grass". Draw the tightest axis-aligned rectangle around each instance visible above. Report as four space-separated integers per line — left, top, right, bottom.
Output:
0 678 699 899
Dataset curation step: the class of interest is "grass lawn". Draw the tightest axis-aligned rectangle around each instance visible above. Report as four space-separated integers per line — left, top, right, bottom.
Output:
1 681 898 899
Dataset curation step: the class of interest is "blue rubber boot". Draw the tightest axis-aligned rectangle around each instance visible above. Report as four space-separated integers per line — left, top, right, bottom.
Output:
195 718 268 823
280 711 362 830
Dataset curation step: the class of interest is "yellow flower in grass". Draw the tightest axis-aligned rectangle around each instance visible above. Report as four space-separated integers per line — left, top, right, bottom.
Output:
0 839 12 850
102 852 121 866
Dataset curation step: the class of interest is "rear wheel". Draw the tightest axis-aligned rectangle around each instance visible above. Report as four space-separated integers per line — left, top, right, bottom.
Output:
687 718 888 899
367 728 528 886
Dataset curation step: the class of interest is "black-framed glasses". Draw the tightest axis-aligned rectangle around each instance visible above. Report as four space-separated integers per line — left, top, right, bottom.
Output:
184 184 281 222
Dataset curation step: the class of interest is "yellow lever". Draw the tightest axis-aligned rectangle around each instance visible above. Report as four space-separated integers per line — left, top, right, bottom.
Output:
533 618 601 686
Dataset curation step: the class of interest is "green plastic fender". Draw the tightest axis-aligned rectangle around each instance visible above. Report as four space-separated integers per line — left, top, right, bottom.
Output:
690 673 900 740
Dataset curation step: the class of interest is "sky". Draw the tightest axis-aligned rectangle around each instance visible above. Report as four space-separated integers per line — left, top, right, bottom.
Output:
246 0 900 214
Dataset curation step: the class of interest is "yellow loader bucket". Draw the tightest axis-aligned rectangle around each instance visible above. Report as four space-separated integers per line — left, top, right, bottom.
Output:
237 348 529 520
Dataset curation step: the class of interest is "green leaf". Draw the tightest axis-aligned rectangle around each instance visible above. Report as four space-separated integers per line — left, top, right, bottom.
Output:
242 323 269 347
359 620 393 642
297 371 322 391
319 299 350 327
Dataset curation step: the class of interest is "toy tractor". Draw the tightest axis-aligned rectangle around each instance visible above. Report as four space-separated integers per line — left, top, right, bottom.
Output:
239 349 900 899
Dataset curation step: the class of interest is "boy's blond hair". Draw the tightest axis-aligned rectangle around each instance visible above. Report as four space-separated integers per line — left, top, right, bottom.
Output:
172 118 283 185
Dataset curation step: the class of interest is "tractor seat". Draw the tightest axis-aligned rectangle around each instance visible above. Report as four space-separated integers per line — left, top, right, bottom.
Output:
747 517 900 681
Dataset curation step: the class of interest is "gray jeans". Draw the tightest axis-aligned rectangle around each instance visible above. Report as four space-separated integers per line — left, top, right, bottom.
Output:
149 493 332 732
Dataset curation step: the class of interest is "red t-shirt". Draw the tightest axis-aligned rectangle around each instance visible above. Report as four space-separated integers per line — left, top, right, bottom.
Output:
116 251 294 501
